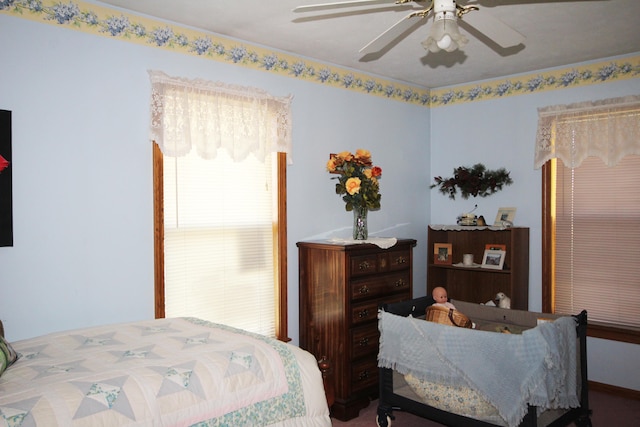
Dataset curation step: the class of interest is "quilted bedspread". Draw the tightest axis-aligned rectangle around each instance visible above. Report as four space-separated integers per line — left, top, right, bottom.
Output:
0 317 330 427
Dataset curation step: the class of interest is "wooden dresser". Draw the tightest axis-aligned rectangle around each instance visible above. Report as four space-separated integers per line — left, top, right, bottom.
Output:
297 239 416 421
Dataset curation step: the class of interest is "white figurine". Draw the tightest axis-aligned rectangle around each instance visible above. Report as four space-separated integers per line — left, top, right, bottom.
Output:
495 292 511 309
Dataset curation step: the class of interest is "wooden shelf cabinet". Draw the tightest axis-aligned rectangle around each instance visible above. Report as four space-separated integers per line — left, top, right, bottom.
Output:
297 239 416 421
427 226 529 310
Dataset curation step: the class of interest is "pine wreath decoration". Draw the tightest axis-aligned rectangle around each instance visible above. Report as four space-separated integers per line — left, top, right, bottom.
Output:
431 163 513 200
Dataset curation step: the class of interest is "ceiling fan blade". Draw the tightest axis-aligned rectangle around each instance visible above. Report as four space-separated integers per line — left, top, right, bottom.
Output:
461 9 525 48
293 0 396 13
359 12 424 54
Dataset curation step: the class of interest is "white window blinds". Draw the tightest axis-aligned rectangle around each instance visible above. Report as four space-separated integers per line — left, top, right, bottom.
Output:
163 149 278 336
553 155 640 328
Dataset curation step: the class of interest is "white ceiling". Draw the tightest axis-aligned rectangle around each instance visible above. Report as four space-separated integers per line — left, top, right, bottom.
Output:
94 0 640 89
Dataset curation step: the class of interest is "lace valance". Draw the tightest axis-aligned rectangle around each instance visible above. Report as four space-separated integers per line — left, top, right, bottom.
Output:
149 70 293 163
534 95 640 169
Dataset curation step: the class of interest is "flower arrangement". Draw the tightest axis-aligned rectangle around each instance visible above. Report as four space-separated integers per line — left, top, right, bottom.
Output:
431 163 513 200
327 149 382 211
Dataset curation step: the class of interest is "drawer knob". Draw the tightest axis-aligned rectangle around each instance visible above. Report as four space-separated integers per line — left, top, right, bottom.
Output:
359 337 369 347
358 261 371 270
395 256 407 265
358 309 369 318
395 279 406 287
359 285 370 294
359 370 369 380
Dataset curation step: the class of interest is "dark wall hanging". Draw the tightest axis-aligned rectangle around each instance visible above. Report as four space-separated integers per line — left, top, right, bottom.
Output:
0 109 13 247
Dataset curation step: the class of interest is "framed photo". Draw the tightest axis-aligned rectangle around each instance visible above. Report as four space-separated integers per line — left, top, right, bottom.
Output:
494 207 517 226
434 243 453 265
485 243 506 252
481 249 506 270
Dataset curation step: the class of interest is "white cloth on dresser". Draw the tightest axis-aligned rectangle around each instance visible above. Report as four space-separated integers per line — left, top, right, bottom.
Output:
378 311 579 427
328 237 397 249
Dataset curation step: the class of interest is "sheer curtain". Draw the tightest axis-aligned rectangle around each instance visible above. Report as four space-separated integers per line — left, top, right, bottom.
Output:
534 95 640 169
536 95 640 329
149 70 292 336
149 70 292 162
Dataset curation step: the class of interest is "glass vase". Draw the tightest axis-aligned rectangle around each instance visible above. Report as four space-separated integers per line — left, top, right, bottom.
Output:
352 206 368 240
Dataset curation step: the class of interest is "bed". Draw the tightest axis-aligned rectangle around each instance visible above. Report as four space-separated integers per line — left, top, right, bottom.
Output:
376 297 592 427
0 317 332 426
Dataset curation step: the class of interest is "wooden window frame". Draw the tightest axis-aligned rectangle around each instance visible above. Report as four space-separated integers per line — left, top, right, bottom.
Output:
153 144 289 341
541 161 640 345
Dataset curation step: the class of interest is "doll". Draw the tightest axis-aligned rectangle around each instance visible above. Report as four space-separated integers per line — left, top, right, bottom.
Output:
432 286 456 309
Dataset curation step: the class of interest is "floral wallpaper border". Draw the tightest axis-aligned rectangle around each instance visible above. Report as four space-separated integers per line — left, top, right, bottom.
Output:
430 55 640 107
2 0 639 108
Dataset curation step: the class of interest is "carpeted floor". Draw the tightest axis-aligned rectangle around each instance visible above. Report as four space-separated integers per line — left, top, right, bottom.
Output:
331 389 640 426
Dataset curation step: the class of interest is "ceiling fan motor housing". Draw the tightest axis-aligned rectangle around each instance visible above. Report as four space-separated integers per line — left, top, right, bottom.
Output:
433 0 457 16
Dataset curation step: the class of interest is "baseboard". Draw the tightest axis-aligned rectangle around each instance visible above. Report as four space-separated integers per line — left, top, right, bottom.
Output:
589 381 640 400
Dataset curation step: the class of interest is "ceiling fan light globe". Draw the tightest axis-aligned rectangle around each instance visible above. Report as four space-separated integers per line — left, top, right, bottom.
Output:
424 13 467 53
437 34 452 50
421 37 438 53
450 33 468 51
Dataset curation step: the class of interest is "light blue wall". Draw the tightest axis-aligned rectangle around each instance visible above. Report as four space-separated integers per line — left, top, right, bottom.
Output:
0 15 430 344
430 75 640 391
1 11 638 392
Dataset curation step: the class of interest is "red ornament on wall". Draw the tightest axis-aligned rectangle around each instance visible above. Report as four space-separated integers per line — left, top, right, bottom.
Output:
0 154 8 173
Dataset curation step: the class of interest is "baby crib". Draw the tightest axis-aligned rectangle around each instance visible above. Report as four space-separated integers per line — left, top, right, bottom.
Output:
376 297 592 427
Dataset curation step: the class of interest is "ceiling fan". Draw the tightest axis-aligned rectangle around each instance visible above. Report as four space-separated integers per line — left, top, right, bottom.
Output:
293 0 526 54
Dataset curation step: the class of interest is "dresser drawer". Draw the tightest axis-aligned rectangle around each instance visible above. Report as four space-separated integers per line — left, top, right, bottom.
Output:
350 356 378 392
388 249 411 271
350 253 380 276
350 272 411 301
350 248 411 278
350 294 408 326
350 323 379 359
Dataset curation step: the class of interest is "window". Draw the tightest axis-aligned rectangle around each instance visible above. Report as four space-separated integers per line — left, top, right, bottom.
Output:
149 71 292 341
538 96 640 344
154 148 288 339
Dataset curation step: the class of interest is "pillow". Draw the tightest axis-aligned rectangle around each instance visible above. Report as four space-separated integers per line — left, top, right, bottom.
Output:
0 334 18 371
0 346 6 376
